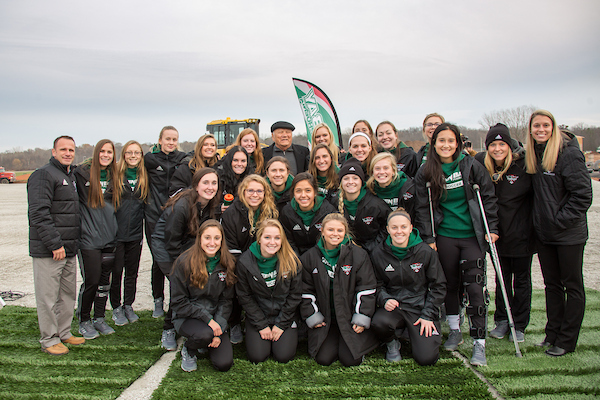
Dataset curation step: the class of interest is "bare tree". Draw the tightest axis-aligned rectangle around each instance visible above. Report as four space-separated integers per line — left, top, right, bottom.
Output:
479 105 538 143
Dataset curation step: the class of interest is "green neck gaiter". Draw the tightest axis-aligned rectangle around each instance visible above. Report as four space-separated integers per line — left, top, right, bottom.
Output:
343 184 367 217
291 195 324 227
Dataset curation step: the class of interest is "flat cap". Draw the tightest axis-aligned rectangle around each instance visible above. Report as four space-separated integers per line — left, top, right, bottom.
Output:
271 121 295 132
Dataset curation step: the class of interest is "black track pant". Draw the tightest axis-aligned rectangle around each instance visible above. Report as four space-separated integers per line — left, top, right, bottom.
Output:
313 322 363 367
110 240 143 308
77 247 115 322
245 323 298 363
145 219 165 300
436 235 487 339
177 318 233 372
538 243 586 352
372 308 441 366
493 255 532 331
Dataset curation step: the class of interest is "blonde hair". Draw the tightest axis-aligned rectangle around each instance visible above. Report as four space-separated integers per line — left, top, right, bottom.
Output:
256 219 300 278
115 140 148 207
422 113 445 142
525 109 563 174
321 213 352 243
190 134 218 170
228 128 264 174
366 152 398 194
237 174 279 235
311 123 339 163
308 143 338 191
158 126 181 151
484 150 513 182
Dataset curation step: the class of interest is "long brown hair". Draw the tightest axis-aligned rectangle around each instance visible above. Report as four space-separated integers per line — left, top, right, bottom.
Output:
422 123 463 202
311 123 339 164
228 128 264 174
308 143 338 191
88 139 119 209
179 220 236 289
237 174 278 235
190 134 218 170
255 219 301 279
115 140 148 208
525 109 563 174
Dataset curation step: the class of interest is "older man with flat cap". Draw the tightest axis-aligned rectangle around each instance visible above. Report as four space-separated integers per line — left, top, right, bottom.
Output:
263 121 310 175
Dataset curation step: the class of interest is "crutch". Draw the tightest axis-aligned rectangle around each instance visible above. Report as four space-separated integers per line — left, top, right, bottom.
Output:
426 182 436 240
473 184 522 357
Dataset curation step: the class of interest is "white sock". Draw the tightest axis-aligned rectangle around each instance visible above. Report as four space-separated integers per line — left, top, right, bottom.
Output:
474 339 485 347
448 315 460 331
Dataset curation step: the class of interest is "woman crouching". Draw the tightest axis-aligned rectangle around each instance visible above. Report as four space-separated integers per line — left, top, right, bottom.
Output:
169 220 237 372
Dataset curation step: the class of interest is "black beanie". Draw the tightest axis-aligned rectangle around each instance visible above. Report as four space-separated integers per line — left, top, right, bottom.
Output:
485 123 513 149
338 158 365 183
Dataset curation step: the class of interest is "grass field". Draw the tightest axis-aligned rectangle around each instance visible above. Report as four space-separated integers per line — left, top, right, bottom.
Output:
1 289 598 399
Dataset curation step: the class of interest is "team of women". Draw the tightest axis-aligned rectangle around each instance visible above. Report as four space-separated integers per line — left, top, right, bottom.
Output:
72 110 591 371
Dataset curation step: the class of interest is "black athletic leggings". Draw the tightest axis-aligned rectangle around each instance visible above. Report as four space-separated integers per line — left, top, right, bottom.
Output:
77 247 116 322
245 323 298 364
493 255 533 331
110 240 143 308
145 220 166 300
177 318 233 372
436 235 487 339
313 322 363 367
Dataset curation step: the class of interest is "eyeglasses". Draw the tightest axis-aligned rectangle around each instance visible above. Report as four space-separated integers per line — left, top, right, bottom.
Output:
425 122 441 128
124 151 142 156
245 189 264 196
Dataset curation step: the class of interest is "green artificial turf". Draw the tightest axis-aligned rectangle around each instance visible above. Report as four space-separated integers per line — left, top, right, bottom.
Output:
0 306 165 400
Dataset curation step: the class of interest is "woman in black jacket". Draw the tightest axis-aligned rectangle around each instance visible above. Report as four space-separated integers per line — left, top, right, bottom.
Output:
170 219 237 372
144 126 187 318
475 124 535 343
524 110 592 357
371 209 446 365
280 173 337 256
236 219 302 363
300 213 378 366
308 144 339 206
265 157 294 214
75 139 120 339
215 146 251 209
375 121 418 178
367 152 416 218
414 123 498 367
169 134 219 196
109 140 148 326
416 113 445 166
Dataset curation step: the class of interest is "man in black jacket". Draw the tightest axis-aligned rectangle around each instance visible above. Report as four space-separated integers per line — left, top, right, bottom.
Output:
28 136 85 355
263 121 309 175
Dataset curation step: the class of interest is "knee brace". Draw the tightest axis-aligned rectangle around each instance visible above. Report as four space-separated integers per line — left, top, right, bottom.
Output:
96 284 110 298
460 258 489 339
101 251 116 270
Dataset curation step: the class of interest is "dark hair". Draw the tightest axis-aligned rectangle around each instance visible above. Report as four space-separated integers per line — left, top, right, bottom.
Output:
265 156 291 172
308 143 338 191
88 139 119 209
217 146 250 196
53 135 75 149
423 123 463 202
291 172 318 194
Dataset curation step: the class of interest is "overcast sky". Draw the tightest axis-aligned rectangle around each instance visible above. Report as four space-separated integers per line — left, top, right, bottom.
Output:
1 0 599 151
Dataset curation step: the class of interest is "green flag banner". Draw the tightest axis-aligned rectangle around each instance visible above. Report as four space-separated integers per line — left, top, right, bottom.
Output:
292 78 343 149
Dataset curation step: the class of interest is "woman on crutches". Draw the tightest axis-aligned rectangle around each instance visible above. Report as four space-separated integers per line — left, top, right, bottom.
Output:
474 124 536 343
525 110 591 357
415 123 498 366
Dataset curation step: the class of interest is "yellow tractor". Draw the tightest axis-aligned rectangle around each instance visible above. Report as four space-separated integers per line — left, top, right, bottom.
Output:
206 118 261 156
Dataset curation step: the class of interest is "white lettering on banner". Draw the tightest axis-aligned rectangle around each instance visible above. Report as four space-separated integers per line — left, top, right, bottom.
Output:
299 87 323 132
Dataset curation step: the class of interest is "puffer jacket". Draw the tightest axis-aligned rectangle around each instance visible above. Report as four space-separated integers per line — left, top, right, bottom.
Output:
115 176 145 243
165 198 216 261
220 199 255 257
235 250 302 331
144 149 186 224
28 157 80 258
371 237 446 321
341 191 389 253
531 133 592 245
279 200 338 255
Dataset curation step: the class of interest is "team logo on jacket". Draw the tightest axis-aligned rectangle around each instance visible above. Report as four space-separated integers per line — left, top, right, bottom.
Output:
506 175 518 184
218 272 227 281
403 192 414 200
385 264 395 272
62 179 69 186
397 163 405 170
543 170 555 176
362 216 374 225
341 265 352 275
315 223 323 231
410 263 423 273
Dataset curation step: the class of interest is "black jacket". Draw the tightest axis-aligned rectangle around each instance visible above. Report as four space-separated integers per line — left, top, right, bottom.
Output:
150 206 174 275
375 177 416 220
531 133 592 245
383 145 418 178
416 144 428 167
74 164 118 250
263 143 310 174
221 199 255 257
115 178 145 243
474 151 536 257
235 250 302 331
170 254 234 334
165 198 214 261
300 243 378 359
414 155 499 254
27 157 80 258
371 239 446 321
144 149 186 224
342 191 389 253
169 157 194 197
279 200 338 256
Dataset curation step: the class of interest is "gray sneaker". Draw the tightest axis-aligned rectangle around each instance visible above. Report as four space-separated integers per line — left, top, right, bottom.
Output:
508 330 525 343
161 328 177 351
111 306 129 326
123 305 139 323
444 329 464 351
489 320 509 339
470 342 487 366
79 320 100 340
230 324 243 344
153 298 164 318
93 318 115 335
385 339 402 362
181 346 197 372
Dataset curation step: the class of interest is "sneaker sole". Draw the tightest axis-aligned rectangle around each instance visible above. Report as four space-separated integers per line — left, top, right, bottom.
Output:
79 332 100 340
385 355 402 362
152 313 164 318
181 365 197 372
444 340 464 351
471 360 487 366
112 319 129 326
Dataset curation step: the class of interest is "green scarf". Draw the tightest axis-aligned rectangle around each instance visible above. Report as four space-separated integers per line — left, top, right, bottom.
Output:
385 229 423 261
317 236 349 276
150 143 161 153
125 167 138 190
442 152 465 172
249 241 278 288
374 173 407 199
206 253 220 274
100 169 109 193
420 143 430 165
266 174 293 200
291 195 324 227
343 184 367 217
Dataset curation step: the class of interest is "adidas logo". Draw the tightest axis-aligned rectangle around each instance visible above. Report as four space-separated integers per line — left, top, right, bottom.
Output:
385 265 394 272
495 134 502 140
241 227 247 232
312 268 318 274
62 179 68 186
156 166 164 171
349 166 356 172
85 181 90 186
293 224 302 231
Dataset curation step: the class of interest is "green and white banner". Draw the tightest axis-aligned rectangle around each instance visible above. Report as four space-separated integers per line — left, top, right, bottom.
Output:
292 78 342 148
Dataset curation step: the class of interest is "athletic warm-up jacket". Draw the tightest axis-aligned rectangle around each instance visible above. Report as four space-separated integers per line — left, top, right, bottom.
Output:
300 243 378 359
342 191 389 253
279 200 338 255
220 199 256 257
144 149 186 224
115 178 144 243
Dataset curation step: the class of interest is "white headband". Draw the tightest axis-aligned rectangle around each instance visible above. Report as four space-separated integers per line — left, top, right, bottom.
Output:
349 132 371 145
